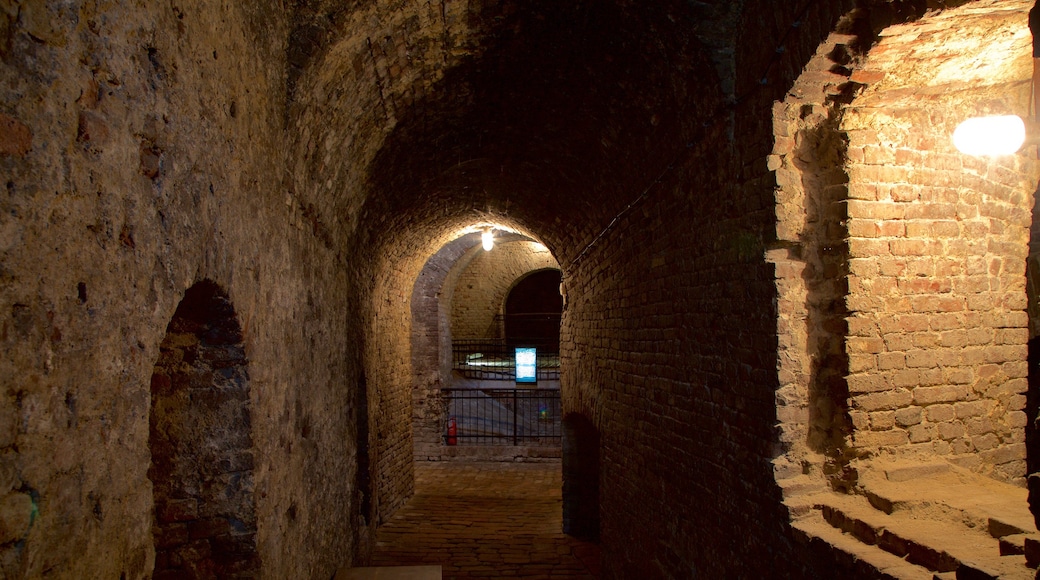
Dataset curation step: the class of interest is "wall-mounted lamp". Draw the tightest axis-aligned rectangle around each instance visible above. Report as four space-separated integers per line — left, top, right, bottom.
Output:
953 115 1027 156
482 228 494 251
953 1 1040 157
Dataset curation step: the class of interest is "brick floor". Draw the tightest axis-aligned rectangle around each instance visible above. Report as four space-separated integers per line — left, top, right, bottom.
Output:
370 461 601 579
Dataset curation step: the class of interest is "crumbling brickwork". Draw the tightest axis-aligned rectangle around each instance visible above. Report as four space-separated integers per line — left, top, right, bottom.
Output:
772 0 1040 504
770 29 862 491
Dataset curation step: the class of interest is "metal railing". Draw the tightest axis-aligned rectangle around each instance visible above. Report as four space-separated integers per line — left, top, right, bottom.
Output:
443 387 561 446
452 339 560 381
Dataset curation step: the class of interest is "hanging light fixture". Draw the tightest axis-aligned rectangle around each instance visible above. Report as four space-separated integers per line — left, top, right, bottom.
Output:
482 228 494 251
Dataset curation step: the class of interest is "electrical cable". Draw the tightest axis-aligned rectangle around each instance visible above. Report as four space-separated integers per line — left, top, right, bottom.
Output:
568 0 822 268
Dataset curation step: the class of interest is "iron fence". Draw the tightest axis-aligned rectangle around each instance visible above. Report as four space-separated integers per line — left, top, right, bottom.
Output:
452 339 560 381
442 387 561 446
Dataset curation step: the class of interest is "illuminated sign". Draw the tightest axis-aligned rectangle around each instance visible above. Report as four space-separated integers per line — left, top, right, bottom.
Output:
515 347 537 384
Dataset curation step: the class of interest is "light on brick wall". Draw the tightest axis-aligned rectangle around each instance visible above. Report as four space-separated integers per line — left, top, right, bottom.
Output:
952 2 1040 157
953 115 1027 156
482 228 494 251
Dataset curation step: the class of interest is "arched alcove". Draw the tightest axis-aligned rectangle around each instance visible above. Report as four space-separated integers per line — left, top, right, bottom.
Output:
148 280 260 578
562 413 600 542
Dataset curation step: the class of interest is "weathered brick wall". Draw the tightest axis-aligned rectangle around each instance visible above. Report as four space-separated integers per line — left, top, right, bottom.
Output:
838 1 1039 484
770 29 861 491
451 240 559 340
0 1 360 577
410 234 480 461
149 281 259 579
557 2 852 574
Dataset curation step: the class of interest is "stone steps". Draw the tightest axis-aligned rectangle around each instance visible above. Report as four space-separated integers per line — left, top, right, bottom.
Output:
788 461 1039 579
792 516 935 579
818 493 1031 578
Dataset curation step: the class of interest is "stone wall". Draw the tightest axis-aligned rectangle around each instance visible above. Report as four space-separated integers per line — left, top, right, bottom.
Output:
0 1 359 577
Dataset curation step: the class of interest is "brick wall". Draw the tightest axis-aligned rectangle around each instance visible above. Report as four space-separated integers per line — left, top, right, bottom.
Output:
840 2 1039 484
772 0 1040 499
770 30 861 491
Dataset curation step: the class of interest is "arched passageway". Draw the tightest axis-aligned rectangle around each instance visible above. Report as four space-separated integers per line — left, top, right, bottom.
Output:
505 269 563 349
11 0 1040 578
148 280 260 578
411 231 563 460
387 228 586 574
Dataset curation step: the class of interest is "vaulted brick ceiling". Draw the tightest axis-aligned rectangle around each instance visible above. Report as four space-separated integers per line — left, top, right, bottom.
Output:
287 0 724 268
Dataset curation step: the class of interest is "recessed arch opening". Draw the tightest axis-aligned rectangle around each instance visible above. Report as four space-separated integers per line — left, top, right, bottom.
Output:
411 225 564 461
148 280 260 578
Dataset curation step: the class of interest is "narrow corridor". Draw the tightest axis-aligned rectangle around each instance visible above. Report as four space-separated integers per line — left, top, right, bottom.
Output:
370 462 600 579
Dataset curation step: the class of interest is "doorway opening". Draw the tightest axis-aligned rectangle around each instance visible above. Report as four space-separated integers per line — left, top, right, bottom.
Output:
562 413 600 542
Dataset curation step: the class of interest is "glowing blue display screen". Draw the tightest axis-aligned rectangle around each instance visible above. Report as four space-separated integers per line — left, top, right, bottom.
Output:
515 347 537 384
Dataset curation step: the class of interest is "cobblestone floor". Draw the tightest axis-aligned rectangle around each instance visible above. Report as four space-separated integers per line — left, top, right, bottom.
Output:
370 461 601 579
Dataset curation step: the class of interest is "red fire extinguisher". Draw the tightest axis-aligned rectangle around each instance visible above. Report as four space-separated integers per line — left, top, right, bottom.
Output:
446 416 458 446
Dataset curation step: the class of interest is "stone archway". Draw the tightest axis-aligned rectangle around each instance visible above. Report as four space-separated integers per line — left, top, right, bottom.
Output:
148 280 260 578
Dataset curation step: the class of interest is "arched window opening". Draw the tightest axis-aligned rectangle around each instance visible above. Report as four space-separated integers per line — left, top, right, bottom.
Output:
148 280 260 578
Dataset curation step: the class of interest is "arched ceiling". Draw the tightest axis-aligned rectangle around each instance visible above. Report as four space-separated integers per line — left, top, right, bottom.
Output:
288 0 725 273
359 0 717 258
285 0 988 280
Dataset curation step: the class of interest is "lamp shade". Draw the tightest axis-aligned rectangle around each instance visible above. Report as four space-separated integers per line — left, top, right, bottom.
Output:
952 115 1026 156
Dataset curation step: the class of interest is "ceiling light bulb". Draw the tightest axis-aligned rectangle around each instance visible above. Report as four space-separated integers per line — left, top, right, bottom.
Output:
482 229 494 251
953 115 1026 156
